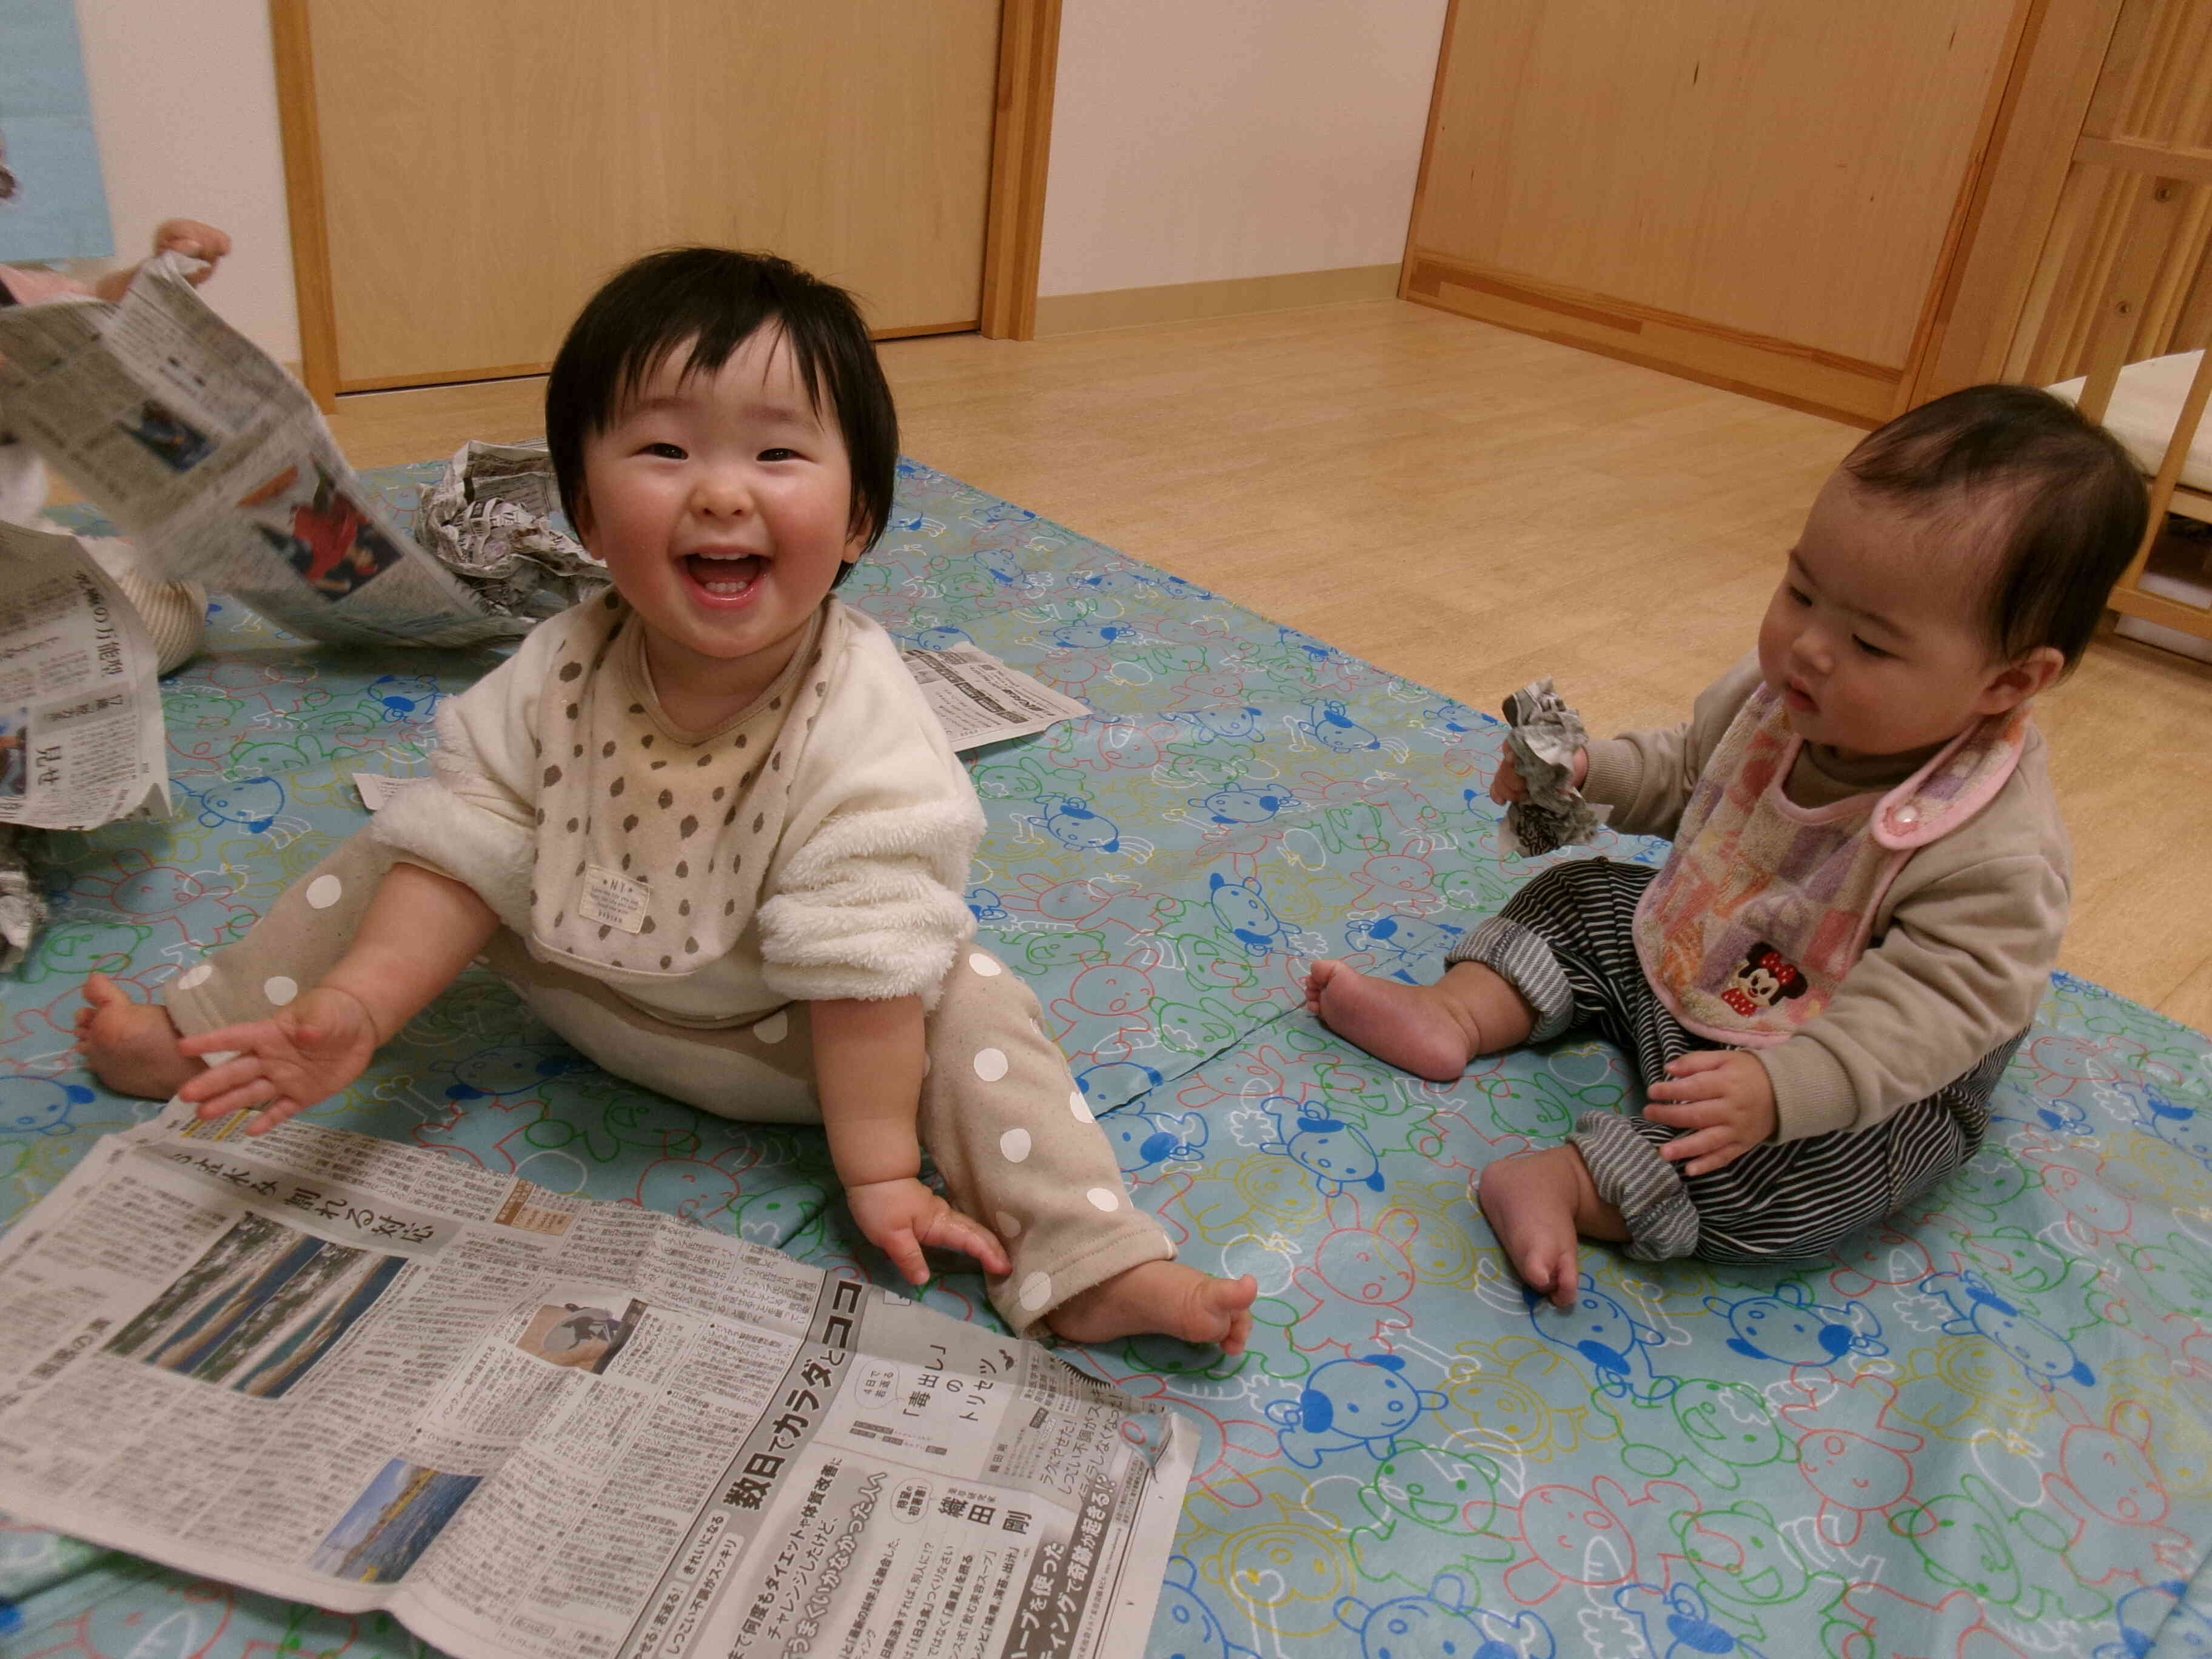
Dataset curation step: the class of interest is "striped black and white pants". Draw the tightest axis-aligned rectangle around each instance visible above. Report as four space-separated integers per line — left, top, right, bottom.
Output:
1447 857 2018 1265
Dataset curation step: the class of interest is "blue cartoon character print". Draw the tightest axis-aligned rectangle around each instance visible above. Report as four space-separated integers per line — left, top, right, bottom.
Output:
2098 1581 2212 1659
1614 1584 1769 1658
1153 1557 1259 1659
902 625 975 652
1266 1354 1449 1467
1105 1105 1205 1175
1209 872 1291 956
1344 914 1466 983
1334 1575 1553 1659
1261 1099 1384 1195
2142 1091 2212 1168
1526 1280 1675 1401
1053 620 1135 651
1167 706 1265 743
1919 1270 2096 1389
1 1079 94 1135
185 776 284 833
1302 700 1381 753
1705 1283 1886 1366
444 1045 580 1102
1193 785 1293 826
1034 795 1121 854
363 674 442 720
1076 1059 1164 1114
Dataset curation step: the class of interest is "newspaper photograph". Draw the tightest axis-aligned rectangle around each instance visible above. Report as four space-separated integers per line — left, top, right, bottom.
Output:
0 255 525 648
0 519 169 830
902 644 1091 751
0 1104 1193 1659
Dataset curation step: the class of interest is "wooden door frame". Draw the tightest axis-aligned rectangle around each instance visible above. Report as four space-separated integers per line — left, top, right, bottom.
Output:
271 0 1061 409
1908 0 2128 403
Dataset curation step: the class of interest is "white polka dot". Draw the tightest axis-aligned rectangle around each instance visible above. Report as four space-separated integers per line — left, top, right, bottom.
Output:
1068 1090 1094 1122
752 1010 789 1044
305 874 343 910
974 1047 1008 1082
175 963 213 990
263 976 298 1007
1000 1127 1032 1162
968 951 1003 977
1086 1187 1120 1212
996 1209 1023 1238
1019 1272 1053 1312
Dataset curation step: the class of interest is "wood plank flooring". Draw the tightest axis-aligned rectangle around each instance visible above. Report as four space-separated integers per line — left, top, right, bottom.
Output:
318 300 2212 1030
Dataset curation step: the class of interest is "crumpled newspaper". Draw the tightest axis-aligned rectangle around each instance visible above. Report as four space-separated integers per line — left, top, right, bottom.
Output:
0 825 47 972
415 441 609 625
1500 677 1610 857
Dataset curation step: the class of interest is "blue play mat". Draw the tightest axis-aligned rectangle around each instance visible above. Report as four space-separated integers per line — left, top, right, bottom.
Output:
5 458 2212 1659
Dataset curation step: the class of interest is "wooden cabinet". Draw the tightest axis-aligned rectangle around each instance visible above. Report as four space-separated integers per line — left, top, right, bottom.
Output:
1399 0 2037 424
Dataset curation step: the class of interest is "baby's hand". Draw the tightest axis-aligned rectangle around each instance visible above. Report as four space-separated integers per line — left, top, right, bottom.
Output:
845 1177 1010 1285
152 220 231 283
176 985 380 1135
1644 1051 1775 1176
1489 746 1587 806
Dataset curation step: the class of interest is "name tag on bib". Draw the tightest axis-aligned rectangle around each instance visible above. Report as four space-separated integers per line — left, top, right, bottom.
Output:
578 865 649 934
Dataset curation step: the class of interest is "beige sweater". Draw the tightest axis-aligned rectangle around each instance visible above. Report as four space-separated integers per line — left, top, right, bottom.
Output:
374 596 984 1023
1580 655 2070 1141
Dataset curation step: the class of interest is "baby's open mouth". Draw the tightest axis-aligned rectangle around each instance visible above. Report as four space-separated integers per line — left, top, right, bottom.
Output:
684 552 763 597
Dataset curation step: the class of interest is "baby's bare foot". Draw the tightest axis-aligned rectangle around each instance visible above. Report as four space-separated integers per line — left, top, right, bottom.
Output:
76 973 199 1099
1046 1262 1258 1355
1306 958 1480 1082
1476 1148 1590 1309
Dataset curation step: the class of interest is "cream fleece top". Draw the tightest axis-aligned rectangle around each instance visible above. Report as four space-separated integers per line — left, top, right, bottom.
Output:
1580 655 2070 1141
373 595 984 1024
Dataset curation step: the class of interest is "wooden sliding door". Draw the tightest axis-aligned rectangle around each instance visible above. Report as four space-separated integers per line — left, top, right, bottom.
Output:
275 0 1023 398
1401 0 2034 423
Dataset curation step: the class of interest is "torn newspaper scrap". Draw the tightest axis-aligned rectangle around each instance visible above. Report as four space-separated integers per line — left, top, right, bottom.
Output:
902 642 1091 751
1500 677 1609 857
0 520 169 830
415 440 609 624
0 256 522 648
0 1103 1193 1659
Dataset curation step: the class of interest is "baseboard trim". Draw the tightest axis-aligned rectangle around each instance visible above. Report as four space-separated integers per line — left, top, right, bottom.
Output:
1401 250 1899 426
1034 264 1401 337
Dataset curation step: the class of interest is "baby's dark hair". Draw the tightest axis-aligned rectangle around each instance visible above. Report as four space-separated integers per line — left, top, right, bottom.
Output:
545 248 897 581
1842 384 2147 668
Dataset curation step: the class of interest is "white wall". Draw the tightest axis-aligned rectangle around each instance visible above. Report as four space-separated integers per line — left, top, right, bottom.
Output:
69 0 299 362
1038 0 1449 298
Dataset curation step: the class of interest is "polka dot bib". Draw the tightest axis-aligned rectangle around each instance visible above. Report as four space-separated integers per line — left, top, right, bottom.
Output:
1631 682 2031 1047
526 594 837 985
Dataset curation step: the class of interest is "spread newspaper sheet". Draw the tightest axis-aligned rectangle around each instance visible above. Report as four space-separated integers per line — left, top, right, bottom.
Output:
0 255 524 648
0 1102 1193 1659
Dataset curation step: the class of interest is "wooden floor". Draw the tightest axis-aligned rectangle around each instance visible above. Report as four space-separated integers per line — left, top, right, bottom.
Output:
321 300 2212 1031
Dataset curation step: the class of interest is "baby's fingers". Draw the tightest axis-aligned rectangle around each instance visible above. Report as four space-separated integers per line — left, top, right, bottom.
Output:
178 1022 281 1061
1645 1075 1723 1107
876 1227 930 1287
1661 1050 1732 1079
178 1051 271 1102
244 1096 311 1137
930 1210 1010 1277
1657 1125 1735 1167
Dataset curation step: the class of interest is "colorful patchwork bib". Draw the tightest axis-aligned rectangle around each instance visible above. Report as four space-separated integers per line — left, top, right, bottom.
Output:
1631 685 2031 1046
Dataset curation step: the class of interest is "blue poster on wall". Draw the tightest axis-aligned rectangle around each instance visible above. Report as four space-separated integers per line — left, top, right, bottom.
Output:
0 0 115 263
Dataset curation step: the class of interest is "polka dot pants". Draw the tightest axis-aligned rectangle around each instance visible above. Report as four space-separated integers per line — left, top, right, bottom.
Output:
163 831 1173 1336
